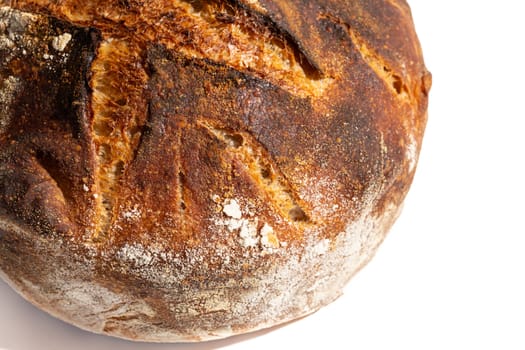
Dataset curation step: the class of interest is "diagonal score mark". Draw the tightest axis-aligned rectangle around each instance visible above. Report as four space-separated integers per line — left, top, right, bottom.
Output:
6 0 333 98
198 120 311 225
318 12 413 103
89 39 149 241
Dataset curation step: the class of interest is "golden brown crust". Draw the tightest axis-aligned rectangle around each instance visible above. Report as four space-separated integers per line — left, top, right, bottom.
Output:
0 1 430 342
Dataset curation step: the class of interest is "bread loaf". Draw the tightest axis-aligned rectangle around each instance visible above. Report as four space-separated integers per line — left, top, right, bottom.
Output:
0 0 431 342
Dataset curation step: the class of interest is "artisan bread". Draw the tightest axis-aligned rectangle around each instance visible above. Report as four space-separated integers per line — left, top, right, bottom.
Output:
0 0 431 342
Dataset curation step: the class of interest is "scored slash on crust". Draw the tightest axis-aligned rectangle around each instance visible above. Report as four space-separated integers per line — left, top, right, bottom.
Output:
21 0 334 242
5 0 333 97
318 12 414 103
199 121 311 226
0 0 430 342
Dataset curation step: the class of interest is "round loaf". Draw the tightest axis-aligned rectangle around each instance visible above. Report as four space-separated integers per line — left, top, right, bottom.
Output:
0 0 430 342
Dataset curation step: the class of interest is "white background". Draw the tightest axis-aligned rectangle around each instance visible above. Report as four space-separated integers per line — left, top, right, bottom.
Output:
1 1 524 349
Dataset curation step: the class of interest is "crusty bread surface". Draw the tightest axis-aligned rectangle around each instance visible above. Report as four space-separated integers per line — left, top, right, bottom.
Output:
0 0 430 342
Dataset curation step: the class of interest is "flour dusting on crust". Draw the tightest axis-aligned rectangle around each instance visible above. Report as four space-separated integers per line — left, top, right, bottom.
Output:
0 1 429 343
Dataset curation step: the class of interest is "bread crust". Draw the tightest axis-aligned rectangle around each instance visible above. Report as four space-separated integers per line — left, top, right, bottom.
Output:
0 0 430 342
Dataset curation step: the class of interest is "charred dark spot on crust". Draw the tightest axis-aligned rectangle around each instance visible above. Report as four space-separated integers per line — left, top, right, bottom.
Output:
178 171 187 212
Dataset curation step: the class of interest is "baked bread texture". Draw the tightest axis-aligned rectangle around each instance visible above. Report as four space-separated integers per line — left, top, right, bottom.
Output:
0 0 431 342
